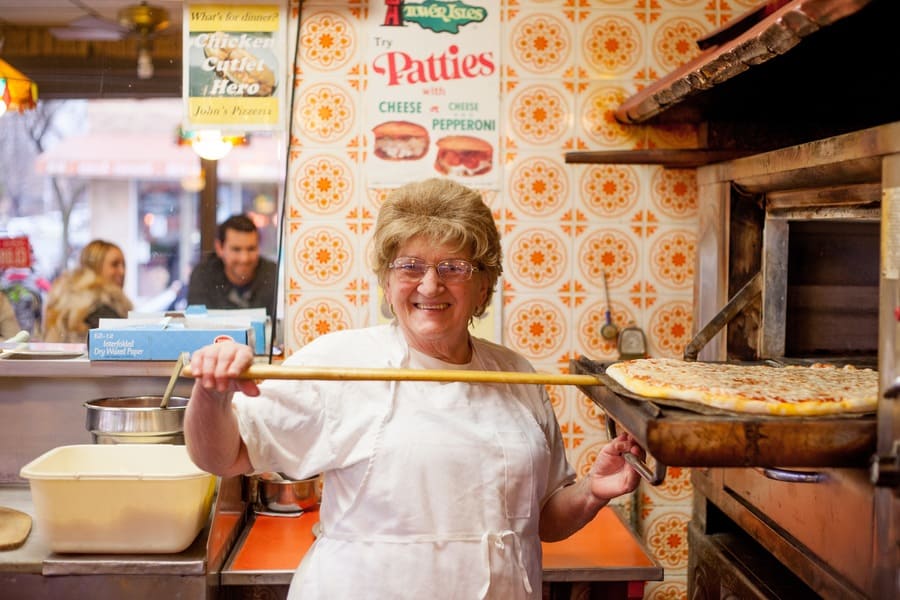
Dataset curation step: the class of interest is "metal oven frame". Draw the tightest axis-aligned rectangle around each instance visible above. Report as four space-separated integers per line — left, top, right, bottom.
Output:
689 121 900 599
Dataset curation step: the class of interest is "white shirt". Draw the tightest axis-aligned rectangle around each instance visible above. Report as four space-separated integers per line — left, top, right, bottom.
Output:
232 323 575 599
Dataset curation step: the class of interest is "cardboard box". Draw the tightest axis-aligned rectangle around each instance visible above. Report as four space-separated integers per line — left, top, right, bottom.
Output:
127 306 270 355
88 318 253 361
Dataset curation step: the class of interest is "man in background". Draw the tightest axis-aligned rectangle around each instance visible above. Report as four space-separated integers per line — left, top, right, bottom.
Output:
187 214 278 316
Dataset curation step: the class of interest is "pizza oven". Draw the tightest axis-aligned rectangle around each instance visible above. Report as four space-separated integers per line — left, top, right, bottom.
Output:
568 1 899 598
682 125 895 600
572 127 897 600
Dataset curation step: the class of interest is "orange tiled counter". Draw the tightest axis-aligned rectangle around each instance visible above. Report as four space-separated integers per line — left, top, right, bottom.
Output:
219 506 661 599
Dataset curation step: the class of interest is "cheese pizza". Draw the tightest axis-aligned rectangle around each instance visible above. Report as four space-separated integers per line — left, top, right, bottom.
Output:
604 358 877 416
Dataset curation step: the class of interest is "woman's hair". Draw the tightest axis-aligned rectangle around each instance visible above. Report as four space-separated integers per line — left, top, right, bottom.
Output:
79 239 122 274
372 178 502 317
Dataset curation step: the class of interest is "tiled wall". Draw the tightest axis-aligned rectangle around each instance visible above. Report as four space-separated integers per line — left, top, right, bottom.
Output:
283 1 758 597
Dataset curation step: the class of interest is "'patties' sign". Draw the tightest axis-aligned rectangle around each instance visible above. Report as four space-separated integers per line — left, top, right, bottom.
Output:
366 1 499 188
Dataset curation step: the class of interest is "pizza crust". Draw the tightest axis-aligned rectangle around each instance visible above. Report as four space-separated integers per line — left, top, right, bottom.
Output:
604 358 877 416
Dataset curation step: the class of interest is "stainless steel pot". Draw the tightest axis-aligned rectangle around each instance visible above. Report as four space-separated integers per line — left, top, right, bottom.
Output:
84 396 188 444
251 473 321 514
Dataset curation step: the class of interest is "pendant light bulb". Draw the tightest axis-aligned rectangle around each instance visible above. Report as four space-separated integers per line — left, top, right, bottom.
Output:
192 130 233 161
137 46 154 80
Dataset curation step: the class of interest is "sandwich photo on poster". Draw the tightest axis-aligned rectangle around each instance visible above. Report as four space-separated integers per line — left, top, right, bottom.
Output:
365 1 500 188
183 1 286 131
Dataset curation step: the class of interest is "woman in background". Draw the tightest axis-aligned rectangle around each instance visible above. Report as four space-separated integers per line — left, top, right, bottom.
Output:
43 239 133 343
0 293 23 340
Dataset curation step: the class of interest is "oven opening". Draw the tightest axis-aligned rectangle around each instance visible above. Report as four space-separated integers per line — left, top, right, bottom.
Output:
785 221 879 358
693 499 822 599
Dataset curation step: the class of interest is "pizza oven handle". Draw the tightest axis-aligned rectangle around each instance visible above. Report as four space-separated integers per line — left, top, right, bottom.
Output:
757 467 826 483
606 416 666 485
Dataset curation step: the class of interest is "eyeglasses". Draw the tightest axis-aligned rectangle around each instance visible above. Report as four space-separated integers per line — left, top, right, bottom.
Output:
389 257 479 282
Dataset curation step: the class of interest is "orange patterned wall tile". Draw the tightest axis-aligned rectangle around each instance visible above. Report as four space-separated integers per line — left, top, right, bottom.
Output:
651 168 698 218
642 509 690 571
647 299 694 357
507 228 568 288
290 297 354 347
580 164 640 218
509 157 570 217
509 12 572 75
508 84 571 145
650 15 706 72
292 83 357 143
299 10 356 71
650 229 697 290
291 155 354 215
505 298 567 360
577 229 639 285
581 14 642 77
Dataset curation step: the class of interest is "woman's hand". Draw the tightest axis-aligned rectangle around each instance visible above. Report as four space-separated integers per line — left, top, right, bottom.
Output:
189 340 260 397
586 432 644 501
185 340 256 477
539 432 645 541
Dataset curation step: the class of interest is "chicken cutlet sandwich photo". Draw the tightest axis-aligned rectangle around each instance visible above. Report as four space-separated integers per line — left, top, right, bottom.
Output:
372 121 430 161
434 135 493 176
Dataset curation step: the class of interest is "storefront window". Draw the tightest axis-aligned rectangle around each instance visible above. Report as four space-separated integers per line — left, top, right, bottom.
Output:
136 181 196 308
242 183 280 259
216 181 280 260
134 178 282 311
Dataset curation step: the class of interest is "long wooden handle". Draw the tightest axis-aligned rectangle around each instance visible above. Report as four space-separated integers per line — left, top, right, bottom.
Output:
182 364 603 387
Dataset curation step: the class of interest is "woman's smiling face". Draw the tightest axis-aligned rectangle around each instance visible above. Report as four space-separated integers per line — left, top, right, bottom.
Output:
383 235 488 364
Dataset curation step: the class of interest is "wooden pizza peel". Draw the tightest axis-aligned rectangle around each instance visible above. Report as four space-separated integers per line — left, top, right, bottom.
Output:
0 506 33 550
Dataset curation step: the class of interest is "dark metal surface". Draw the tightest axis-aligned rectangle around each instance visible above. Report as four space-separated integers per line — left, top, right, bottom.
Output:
571 356 877 468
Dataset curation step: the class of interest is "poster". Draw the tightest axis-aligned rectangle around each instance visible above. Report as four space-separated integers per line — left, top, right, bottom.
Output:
366 1 500 188
183 2 287 131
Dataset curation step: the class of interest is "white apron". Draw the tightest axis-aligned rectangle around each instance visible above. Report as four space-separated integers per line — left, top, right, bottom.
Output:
233 326 571 599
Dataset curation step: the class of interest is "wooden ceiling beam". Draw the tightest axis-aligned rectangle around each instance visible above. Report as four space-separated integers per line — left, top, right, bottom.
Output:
1 25 181 98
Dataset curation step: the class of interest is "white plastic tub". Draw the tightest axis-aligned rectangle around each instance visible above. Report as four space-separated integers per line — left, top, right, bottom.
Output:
19 444 216 554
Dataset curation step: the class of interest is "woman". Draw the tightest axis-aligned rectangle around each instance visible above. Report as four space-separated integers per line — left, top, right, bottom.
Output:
43 239 133 342
0 292 23 340
185 178 642 599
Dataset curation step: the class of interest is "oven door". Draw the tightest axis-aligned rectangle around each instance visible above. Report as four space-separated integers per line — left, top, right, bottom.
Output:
692 466 875 599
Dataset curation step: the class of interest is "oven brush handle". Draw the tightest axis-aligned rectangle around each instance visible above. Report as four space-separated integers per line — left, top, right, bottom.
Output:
683 272 762 361
757 467 826 483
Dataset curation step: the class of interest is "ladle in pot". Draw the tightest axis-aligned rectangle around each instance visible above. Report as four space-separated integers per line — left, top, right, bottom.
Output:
160 352 189 409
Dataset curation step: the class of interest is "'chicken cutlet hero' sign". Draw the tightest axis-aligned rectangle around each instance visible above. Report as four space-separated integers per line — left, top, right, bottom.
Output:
183 2 287 131
366 1 499 188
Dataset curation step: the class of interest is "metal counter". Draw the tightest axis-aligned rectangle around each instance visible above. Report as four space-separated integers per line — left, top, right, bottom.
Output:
0 475 247 600
0 355 249 599
0 483 211 598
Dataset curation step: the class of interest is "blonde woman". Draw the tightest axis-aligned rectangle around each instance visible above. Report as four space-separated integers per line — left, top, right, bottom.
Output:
0 293 23 340
43 240 133 343
185 179 642 600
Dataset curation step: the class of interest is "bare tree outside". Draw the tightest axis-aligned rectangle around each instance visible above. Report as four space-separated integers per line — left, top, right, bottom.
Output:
0 100 88 278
